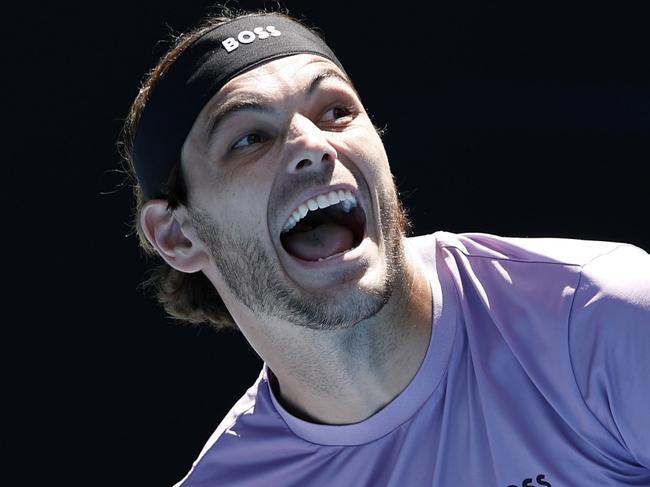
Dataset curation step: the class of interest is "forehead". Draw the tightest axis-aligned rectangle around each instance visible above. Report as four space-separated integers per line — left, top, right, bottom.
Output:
200 54 353 118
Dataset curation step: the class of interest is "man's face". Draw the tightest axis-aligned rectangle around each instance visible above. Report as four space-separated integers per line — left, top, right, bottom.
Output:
180 54 411 331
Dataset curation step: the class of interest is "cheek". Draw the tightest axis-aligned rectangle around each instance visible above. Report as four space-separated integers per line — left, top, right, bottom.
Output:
182 145 223 197
183 163 227 210
226 191 269 232
339 129 389 178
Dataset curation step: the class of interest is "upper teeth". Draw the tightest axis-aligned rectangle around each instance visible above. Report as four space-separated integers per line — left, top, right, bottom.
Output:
282 189 357 233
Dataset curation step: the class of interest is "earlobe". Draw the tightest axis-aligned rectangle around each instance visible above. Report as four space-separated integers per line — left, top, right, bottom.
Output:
139 200 209 273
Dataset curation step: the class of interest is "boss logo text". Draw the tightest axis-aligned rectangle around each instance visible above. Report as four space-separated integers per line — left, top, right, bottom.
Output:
222 26 282 53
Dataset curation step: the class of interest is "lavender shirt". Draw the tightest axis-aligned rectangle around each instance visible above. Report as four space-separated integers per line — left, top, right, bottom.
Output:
174 232 650 486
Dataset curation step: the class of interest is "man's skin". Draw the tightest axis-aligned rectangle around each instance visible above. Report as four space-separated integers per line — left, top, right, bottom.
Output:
139 54 441 425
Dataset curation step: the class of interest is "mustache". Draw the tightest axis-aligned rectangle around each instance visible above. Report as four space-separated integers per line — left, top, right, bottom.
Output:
272 172 336 213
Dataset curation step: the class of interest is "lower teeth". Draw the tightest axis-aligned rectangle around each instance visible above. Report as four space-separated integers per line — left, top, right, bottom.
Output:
316 247 353 262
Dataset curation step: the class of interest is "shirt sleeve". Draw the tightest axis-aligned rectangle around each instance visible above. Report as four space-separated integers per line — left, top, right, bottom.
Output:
568 243 650 469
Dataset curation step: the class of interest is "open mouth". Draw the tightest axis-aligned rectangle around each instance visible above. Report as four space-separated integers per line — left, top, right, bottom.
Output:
280 198 367 262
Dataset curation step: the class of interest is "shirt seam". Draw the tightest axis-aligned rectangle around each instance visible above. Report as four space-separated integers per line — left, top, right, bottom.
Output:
440 244 585 267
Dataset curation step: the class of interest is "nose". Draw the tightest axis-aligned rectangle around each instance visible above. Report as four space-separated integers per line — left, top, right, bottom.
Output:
284 113 337 174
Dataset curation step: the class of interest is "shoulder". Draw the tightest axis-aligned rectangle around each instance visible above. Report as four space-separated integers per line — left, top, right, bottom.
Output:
409 229 650 330
429 230 635 267
174 365 309 486
567 243 650 467
173 368 267 486
569 241 650 364
576 243 650 309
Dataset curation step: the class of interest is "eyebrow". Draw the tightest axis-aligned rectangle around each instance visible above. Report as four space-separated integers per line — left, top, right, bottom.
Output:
204 68 355 142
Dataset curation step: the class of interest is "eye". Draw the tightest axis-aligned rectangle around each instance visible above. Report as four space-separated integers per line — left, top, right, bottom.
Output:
322 105 354 124
231 132 265 151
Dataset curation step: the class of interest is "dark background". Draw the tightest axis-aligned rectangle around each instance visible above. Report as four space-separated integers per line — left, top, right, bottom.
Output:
7 1 649 485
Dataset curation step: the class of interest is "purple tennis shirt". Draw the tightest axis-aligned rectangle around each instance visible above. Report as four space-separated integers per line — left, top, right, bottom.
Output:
174 231 650 486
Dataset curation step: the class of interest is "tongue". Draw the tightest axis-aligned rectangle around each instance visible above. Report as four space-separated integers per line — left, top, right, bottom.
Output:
283 223 355 261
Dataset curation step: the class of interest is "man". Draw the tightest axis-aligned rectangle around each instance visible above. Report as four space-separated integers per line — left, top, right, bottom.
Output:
120 9 650 486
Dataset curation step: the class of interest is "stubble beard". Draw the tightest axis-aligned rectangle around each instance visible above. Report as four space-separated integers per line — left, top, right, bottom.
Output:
189 180 412 331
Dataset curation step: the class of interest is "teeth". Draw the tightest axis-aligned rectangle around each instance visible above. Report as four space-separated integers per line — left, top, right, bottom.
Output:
316 194 330 209
281 189 358 233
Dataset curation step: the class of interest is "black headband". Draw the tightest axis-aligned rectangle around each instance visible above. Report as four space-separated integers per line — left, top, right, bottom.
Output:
133 13 345 201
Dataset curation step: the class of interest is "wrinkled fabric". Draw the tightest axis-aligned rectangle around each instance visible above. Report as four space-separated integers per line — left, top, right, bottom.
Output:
175 231 650 487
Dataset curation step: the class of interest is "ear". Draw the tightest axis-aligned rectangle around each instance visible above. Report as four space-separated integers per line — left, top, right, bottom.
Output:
139 200 210 273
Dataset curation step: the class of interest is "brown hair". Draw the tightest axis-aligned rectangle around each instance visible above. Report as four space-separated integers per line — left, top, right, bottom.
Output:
117 7 300 332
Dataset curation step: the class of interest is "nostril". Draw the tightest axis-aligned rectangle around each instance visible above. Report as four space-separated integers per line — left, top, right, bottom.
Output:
296 159 311 169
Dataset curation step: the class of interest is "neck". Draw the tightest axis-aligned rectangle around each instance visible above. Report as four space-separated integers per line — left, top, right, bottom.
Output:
262 245 434 425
